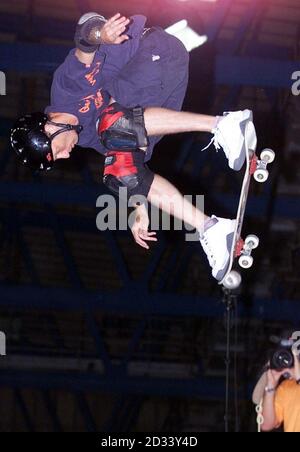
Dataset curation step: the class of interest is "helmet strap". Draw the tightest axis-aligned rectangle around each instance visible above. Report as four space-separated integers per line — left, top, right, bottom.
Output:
47 121 83 141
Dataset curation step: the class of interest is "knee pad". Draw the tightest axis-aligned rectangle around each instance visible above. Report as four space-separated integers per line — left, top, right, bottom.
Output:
98 103 149 151
103 150 154 199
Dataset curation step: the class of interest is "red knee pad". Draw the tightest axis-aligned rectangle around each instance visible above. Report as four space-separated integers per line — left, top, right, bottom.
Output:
103 150 154 198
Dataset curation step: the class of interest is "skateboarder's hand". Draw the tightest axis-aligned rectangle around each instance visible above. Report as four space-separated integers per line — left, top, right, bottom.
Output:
101 13 130 45
131 204 157 250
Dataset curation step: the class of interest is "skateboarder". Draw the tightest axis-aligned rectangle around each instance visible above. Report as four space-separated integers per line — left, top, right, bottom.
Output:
10 12 257 282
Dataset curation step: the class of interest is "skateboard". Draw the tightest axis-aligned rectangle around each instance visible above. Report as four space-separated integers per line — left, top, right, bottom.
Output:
220 122 275 290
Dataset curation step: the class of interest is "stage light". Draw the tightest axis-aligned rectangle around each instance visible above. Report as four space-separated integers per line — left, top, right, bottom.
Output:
165 20 208 52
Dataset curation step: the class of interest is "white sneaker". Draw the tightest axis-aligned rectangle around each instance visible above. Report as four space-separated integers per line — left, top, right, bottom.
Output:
200 216 236 281
204 110 257 171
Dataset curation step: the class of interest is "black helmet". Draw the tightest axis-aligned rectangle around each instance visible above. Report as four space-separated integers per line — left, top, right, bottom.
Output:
11 113 53 171
10 113 83 172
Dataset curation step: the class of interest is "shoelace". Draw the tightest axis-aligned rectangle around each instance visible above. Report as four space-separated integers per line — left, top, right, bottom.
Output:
200 234 216 268
201 128 222 153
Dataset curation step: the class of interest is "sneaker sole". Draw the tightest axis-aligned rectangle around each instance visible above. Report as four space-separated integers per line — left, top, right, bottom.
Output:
214 231 235 281
231 110 255 171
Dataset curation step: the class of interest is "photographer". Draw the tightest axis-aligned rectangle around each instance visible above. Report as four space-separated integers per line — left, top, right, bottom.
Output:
261 347 300 432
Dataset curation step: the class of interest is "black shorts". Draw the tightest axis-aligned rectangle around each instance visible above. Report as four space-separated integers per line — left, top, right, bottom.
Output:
106 28 190 161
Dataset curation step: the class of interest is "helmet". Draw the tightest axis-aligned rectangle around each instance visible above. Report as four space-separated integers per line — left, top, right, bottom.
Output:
10 113 83 172
10 113 54 171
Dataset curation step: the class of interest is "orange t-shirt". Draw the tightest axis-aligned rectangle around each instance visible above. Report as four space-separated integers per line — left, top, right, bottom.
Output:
275 380 300 432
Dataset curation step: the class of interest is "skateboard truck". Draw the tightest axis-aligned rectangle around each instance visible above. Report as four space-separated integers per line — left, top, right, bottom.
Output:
223 235 260 290
253 148 275 183
237 235 260 269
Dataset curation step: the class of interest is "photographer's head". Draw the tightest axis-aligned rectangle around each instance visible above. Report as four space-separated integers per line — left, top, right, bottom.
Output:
256 339 300 433
267 335 300 382
253 332 300 406
10 112 83 171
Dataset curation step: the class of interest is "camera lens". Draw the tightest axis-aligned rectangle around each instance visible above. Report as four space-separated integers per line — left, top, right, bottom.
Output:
271 349 294 371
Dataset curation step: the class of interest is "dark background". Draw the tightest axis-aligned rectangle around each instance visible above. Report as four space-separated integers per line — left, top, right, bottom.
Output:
0 0 300 432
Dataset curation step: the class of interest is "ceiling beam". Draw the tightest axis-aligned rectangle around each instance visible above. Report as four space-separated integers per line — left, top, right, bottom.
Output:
0 284 299 322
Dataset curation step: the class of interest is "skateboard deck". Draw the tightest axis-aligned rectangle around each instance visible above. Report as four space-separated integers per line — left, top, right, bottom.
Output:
220 122 275 290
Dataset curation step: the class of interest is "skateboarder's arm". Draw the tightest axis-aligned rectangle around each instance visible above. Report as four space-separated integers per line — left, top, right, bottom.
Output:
75 14 146 68
46 13 147 118
47 13 145 111
74 13 131 65
147 174 208 232
131 174 209 249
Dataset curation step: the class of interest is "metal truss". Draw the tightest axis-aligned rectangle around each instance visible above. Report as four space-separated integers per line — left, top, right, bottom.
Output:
0 0 299 432
0 284 299 322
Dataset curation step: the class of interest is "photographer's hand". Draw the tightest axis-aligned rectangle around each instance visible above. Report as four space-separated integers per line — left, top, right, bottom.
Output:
267 368 285 389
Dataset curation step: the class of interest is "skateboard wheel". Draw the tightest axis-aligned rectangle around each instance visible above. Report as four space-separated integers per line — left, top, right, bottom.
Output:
223 271 242 290
239 255 253 269
261 149 275 164
245 234 259 249
254 168 269 183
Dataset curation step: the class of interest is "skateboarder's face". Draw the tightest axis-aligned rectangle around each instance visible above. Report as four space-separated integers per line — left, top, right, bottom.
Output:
51 130 78 160
44 113 80 161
